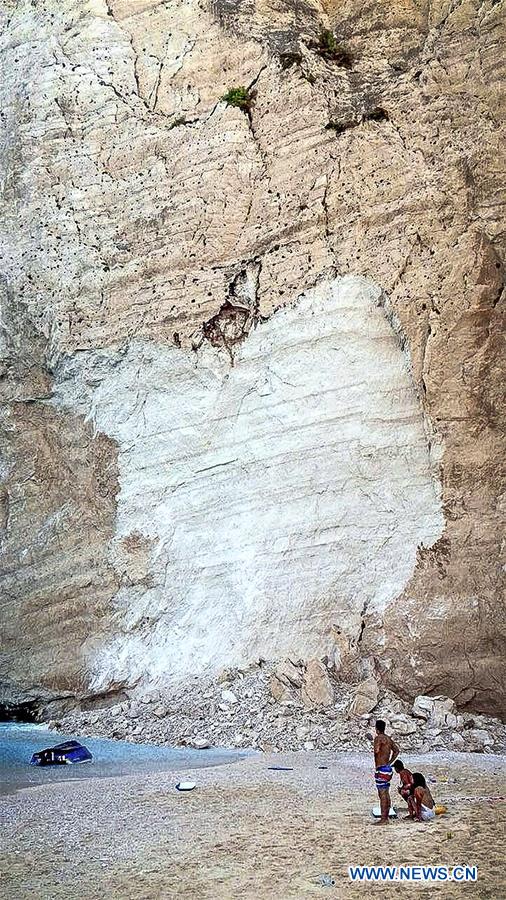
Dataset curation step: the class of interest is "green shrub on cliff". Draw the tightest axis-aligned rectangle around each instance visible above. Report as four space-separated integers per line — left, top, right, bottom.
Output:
320 28 338 54
316 29 353 68
221 86 251 112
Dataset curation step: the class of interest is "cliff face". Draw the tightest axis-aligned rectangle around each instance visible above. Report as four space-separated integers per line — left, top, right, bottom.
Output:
0 0 504 715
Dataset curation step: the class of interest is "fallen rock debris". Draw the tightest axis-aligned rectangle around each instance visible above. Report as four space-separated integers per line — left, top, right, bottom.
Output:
50 658 506 754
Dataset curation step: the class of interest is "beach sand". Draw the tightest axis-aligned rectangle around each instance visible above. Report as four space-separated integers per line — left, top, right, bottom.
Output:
2 751 505 898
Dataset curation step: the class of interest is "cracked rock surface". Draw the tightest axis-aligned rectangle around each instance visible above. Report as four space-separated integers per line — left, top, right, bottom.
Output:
0 0 505 716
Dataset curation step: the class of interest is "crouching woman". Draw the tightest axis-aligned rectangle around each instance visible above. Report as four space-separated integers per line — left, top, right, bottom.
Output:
409 772 435 822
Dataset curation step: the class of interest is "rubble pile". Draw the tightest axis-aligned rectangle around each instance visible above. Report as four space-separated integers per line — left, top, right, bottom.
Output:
53 658 506 754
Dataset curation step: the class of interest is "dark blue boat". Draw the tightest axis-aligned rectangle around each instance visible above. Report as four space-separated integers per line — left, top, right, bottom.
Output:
30 739 92 767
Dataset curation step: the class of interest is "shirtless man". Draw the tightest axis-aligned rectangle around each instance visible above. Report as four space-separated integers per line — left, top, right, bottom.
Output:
373 719 399 825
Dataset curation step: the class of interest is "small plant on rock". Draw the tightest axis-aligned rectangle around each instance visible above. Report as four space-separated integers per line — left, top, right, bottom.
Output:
320 28 338 54
316 29 353 68
221 86 252 112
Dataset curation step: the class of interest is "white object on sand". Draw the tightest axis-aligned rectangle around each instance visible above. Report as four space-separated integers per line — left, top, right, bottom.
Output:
371 805 397 818
176 782 196 792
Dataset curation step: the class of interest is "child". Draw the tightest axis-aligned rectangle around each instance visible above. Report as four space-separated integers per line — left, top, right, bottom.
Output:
393 759 414 810
409 772 435 822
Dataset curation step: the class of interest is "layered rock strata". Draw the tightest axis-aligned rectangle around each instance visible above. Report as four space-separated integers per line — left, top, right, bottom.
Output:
0 0 504 715
51 275 443 691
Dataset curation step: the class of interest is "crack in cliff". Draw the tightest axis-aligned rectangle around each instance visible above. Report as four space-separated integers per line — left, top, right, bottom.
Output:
150 37 197 112
321 174 331 243
356 599 371 647
0 485 9 534
149 59 164 112
10 393 54 404
103 0 166 117
241 65 270 178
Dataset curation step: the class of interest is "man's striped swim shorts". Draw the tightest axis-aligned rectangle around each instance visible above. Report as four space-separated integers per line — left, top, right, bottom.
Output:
375 765 393 790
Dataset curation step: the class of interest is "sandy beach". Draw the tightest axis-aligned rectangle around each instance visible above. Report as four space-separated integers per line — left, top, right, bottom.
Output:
2 751 505 899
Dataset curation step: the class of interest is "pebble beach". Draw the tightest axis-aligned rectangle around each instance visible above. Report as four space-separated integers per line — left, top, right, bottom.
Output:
2 750 505 899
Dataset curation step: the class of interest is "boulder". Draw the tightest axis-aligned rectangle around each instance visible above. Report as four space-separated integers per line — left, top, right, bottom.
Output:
412 695 455 727
391 715 417 736
467 729 494 751
270 658 304 703
301 658 334 709
348 676 379 717
140 690 161 704
269 674 295 703
153 704 168 718
431 698 456 728
451 732 465 748
258 741 279 753
442 712 459 729
425 727 442 738
412 695 435 719
221 689 238 705
275 658 303 688
191 737 211 749
296 724 310 740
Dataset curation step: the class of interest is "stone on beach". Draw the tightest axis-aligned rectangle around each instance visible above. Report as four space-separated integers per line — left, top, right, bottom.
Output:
269 674 295 704
276 659 303 689
468 729 495 751
191 737 212 750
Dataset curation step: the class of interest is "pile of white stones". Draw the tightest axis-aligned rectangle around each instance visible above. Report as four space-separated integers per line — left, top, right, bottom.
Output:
53 658 506 755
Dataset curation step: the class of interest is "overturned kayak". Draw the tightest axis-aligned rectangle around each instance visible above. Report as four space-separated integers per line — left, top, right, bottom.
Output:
30 740 92 767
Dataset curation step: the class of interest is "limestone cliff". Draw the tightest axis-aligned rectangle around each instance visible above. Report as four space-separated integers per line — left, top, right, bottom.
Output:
0 0 504 716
